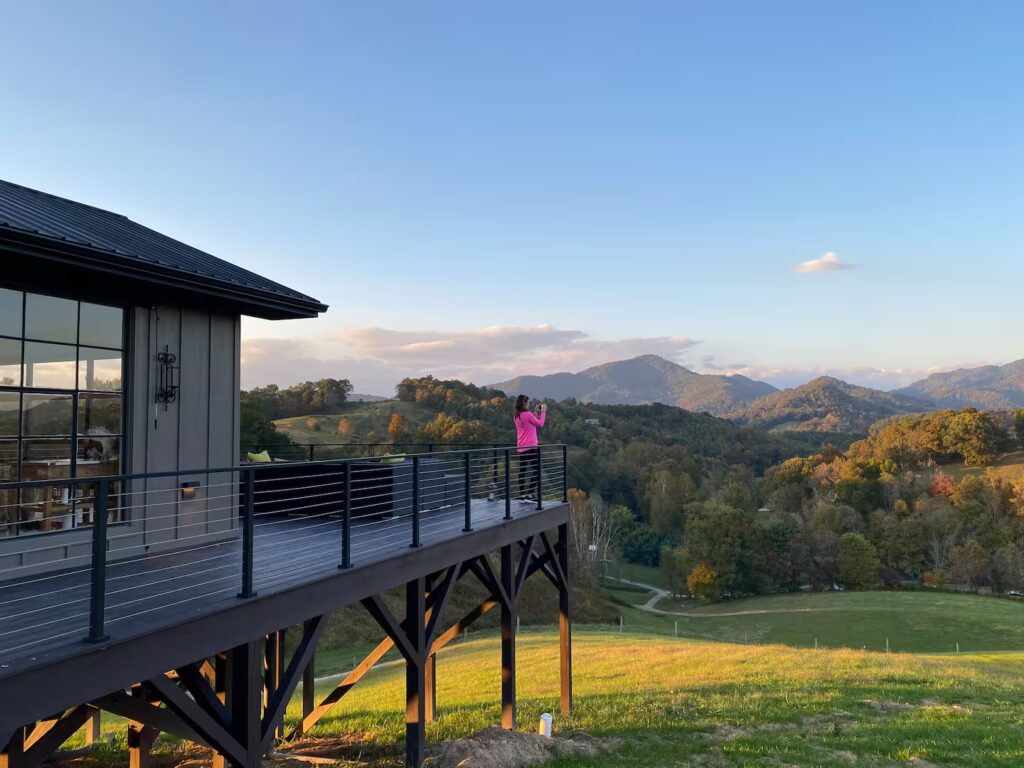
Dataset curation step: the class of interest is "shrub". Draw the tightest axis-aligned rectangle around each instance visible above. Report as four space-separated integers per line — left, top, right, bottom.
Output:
306 418 321 431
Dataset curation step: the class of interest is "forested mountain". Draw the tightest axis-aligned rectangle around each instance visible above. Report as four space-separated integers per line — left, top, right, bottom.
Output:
729 376 932 433
490 354 776 416
898 359 1024 409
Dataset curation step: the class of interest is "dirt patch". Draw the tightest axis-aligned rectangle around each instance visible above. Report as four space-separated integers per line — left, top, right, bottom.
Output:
861 700 916 712
424 727 618 768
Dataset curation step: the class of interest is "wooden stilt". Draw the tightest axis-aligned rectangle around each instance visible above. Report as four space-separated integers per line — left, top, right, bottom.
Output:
500 545 517 730
423 574 437 723
227 640 263 768
558 523 573 715
406 577 427 768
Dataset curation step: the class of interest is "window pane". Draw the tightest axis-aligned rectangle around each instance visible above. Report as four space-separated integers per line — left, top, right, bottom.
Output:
24 294 77 343
77 436 119 475
75 479 124 526
0 289 22 338
0 338 21 386
78 348 122 391
23 393 73 436
21 438 73 478
20 484 74 533
0 392 19 437
78 393 121 434
0 440 18 537
23 342 76 389
79 302 123 349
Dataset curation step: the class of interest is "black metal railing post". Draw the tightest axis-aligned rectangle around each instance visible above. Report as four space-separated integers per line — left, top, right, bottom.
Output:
504 448 512 520
535 445 544 510
308 444 316 462
411 454 421 547
238 468 257 598
340 461 352 569
562 444 569 502
463 451 473 532
86 479 110 643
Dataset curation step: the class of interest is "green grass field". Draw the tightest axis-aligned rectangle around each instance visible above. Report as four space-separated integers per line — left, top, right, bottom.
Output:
609 589 1024 654
280 631 1024 767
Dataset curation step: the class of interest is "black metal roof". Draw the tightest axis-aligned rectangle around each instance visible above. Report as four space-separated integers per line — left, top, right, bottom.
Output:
0 179 327 319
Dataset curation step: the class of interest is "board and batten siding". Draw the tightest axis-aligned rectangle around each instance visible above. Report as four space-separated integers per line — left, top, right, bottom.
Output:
0 305 241 577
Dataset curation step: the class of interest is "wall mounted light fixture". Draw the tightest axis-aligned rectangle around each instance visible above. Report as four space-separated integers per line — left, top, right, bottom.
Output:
181 481 200 500
156 345 179 410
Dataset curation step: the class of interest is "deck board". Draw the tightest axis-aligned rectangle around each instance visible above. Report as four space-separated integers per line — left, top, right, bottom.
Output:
0 497 554 666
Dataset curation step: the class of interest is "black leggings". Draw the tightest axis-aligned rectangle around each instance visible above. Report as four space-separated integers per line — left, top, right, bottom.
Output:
517 448 539 497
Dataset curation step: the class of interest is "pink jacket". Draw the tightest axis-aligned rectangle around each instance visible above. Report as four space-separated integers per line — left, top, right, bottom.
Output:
515 410 546 452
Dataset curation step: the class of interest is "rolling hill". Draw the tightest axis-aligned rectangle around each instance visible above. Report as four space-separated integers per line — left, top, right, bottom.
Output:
729 376 932 433
898 358 1024 409
490 354 777 416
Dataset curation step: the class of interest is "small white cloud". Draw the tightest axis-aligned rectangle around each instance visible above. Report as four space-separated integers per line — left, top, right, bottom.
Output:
793 251 853 274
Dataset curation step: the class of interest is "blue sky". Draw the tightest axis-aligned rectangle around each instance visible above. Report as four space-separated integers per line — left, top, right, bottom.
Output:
3 2 1023 394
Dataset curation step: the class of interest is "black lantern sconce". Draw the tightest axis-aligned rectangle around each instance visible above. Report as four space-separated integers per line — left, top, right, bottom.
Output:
156 346 180 410
181 481 200 500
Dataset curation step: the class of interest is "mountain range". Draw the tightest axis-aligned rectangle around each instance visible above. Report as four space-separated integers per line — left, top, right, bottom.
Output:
896 360 1024 409
490 355 1024 434
492 354 777 416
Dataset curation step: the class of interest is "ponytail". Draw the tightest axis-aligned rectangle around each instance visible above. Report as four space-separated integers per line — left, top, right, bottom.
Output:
514 394 529 419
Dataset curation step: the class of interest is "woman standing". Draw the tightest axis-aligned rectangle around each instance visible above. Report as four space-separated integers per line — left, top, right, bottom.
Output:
514 394 547 501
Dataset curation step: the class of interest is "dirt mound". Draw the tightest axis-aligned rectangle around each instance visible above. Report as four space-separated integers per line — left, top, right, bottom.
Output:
425 726 617 768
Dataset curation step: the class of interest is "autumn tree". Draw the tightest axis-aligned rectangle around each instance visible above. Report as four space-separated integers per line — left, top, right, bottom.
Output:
687 561 720 603
836 533 881 590
387 412 407 443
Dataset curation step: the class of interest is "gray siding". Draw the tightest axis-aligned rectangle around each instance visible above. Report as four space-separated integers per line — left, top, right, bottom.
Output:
0 304 241 577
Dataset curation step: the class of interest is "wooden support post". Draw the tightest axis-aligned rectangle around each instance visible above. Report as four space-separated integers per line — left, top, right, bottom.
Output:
1 727 25 768
127 684 156 768
227 640 263 768
406 577 427 768
423 574 437 724
500 544 517 730
212 656 228 768
558 522 573 716
84 711 101 745
301 620 316 736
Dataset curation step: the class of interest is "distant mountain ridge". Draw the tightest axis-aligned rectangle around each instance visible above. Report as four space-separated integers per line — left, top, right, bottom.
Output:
490 354 777 416
728 376 933 433
897 359 1024 409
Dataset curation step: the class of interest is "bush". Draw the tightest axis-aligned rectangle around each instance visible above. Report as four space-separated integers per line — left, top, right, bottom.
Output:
306 418 321 431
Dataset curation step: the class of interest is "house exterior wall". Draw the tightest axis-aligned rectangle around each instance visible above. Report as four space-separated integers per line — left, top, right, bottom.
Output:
0 304 241 577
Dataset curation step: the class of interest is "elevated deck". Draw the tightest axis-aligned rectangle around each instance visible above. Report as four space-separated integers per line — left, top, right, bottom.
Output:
0 446 573 768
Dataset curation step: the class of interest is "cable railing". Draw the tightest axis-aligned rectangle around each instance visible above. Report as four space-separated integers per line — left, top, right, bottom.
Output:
0 444 569 662
240 441 515 462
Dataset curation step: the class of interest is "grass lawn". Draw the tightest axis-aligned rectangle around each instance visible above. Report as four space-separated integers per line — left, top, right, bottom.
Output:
606 589 1024 654
69 624 1024 766
283 631 1024 766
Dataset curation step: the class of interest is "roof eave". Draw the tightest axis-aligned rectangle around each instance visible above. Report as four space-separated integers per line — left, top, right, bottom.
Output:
0 229 328 321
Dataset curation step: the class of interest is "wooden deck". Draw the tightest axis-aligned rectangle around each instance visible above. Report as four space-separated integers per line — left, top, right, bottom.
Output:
0 497 560 671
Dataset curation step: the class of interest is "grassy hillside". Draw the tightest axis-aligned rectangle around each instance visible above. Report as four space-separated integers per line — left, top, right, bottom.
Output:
288 632 1024 767
940 449 1024 482
616 590 1024 653
274 400 432 445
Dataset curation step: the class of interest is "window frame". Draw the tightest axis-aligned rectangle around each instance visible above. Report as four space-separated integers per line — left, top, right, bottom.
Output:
0 287 127 538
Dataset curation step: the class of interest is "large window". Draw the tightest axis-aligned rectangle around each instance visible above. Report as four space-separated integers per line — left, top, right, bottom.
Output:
0 288 125 537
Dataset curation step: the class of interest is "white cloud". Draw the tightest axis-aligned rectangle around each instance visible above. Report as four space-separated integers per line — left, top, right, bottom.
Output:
241 324 701 395
793 251 853 274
